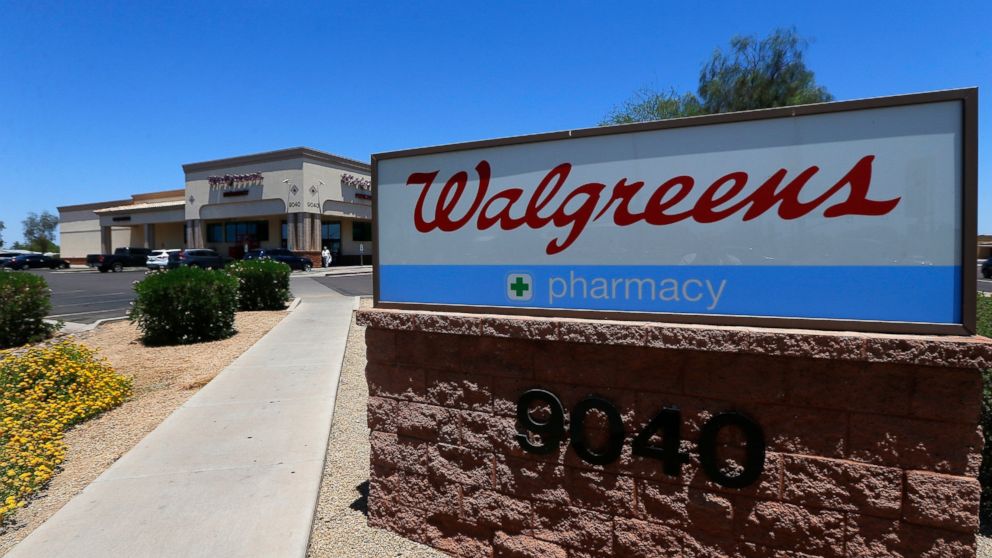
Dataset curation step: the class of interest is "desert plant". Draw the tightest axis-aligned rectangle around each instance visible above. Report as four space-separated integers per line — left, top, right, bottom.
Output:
0 272 59 349
129 267 238 346
226 259 291 311
0 341 131 519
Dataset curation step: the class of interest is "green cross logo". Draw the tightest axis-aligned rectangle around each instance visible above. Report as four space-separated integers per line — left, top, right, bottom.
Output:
507 273 533 302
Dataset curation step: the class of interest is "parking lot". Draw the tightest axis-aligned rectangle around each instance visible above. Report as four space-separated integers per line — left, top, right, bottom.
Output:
31 268 143 324
22 267 373 324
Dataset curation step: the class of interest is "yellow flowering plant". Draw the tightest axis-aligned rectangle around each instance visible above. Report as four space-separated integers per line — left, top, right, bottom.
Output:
0 341 131 520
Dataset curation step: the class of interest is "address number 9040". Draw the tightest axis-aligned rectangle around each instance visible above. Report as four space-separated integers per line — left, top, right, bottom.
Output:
515 388 766 489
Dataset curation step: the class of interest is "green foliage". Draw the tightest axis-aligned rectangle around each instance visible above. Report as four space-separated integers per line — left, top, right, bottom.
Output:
129 267 239 346
603 27 832 125
0 221 5 248
978 295 992 530
602 89 705 125
226 260 291 311
20 211 59 254
0 272 58 349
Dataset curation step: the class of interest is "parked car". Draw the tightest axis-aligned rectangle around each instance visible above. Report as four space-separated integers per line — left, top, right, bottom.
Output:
86 247 151 273
983 259 992 279
0 251 21 267
2 254 71 270
179 249 232 269
242 248 313 271
146 249 181 270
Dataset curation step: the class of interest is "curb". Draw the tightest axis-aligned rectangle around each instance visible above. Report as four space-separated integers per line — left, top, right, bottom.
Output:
51 267 147 274
287 297 303 312
321 272 372 278
47 315 129 333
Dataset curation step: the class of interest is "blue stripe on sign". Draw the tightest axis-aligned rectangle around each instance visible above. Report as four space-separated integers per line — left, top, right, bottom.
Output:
378 265 962 324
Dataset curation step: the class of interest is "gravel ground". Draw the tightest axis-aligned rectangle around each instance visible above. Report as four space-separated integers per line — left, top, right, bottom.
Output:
0 310 287 555
307 298 443 558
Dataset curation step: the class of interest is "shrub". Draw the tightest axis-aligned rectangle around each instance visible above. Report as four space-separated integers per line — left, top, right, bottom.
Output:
0 341 131 520
979 294 992 530
226 260 291 311
129 267 238 346
0 272 59 349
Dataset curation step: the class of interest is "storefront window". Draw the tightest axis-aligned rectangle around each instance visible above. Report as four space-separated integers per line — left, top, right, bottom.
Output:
207 221 270 244
206 223 224 243
321 222 341 242
352 221 372 241
281 221 288 249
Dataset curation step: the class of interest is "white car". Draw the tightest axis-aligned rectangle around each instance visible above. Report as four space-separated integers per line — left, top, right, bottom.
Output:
146 249 180 270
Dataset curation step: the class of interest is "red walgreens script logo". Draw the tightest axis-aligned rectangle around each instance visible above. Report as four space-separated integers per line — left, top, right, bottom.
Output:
406 155 900 255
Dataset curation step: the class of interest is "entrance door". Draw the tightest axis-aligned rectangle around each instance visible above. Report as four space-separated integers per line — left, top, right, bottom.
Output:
321 221 342 264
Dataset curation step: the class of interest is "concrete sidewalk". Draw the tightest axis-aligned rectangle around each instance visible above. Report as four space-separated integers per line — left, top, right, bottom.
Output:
7 279 355 558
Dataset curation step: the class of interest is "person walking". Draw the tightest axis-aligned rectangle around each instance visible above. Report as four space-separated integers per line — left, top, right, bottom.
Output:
321 246 331 268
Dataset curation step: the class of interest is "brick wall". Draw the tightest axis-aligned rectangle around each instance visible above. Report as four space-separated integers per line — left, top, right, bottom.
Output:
358 309 992 557
298 250 321 268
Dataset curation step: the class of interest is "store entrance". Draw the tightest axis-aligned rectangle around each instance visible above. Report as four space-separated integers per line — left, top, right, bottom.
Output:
321 221 342 265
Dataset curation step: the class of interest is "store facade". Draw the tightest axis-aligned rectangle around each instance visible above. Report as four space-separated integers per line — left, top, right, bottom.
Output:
58 147 372 265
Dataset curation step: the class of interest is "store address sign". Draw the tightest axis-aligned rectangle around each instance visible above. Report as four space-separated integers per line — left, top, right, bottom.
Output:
373 90 975 334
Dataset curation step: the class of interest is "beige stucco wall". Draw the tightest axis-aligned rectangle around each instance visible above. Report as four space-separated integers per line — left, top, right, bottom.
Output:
185 155 371 222
156 222 184 249
304 161 372 220
59 206 133 258
337 219 372 257
185 159 302 221
97 208 185 227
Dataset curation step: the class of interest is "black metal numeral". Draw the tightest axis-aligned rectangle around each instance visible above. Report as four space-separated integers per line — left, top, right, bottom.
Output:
569 396 625 465
515 389 765 489
515 389 565 454
697 411 766 488
631 407 690 476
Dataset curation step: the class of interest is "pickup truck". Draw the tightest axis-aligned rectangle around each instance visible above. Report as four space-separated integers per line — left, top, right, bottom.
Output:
86 247 151 272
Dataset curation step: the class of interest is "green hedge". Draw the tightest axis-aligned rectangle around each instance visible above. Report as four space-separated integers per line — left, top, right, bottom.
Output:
0 272 58 348
979 295 992 530
129 267 238 346
226 260 291 311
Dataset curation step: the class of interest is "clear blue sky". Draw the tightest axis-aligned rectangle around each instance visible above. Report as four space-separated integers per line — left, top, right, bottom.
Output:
0 0 989 245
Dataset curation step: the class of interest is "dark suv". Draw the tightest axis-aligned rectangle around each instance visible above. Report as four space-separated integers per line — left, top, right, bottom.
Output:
178 249 232 269
243 249 313 271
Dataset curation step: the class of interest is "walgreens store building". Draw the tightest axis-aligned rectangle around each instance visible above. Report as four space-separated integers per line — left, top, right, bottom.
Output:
58 147 373 265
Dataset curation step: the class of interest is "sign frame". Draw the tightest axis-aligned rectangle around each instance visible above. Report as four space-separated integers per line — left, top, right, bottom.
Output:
371 88 978 335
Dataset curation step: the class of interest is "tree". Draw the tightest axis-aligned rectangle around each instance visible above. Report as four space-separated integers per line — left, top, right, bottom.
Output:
603 28 832 124
0 221 4 248
21 211 59 253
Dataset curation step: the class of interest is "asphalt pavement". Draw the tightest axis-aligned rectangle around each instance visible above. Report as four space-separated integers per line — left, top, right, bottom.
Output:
978 263 992 293
26 267 373 325
29 268 144 324
312 273 372 297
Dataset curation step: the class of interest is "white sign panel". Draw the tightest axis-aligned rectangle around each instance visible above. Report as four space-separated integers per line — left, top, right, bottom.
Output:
373 90 976 333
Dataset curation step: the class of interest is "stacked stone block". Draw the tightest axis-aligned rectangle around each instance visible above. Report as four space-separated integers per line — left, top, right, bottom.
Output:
357 309 991 557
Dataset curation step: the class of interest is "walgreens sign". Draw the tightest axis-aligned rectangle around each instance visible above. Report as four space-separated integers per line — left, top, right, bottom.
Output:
373 90 976 334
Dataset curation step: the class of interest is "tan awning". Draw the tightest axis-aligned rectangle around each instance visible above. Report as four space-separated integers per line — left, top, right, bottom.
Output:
94 200 185 214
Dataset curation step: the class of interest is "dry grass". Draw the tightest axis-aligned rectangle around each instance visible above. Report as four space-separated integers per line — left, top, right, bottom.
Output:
0 310 287 555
